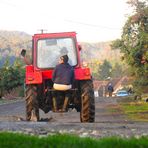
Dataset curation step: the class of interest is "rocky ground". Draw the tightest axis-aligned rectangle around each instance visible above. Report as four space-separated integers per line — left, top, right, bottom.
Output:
0 97 147 138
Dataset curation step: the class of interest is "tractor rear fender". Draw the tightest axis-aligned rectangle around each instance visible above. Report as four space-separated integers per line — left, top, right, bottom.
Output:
25 65 42 84
74 68 91 80
25 66 91 84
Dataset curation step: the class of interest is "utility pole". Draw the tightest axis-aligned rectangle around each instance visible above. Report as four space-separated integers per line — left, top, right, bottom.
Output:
38 29 47 34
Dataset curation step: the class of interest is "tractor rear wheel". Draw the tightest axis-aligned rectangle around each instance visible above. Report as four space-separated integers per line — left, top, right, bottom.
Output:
25 85 39 121
80 80 95 122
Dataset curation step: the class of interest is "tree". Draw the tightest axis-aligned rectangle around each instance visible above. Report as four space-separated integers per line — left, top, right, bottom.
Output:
98 60 112 80
111 63 123 78
111 0 148 94
0 58 25 97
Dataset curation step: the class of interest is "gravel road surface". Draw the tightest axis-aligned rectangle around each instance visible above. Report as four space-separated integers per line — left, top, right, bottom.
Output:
0 97 147 138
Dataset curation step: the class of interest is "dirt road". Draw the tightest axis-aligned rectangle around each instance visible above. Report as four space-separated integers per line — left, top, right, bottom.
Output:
0 97 147 138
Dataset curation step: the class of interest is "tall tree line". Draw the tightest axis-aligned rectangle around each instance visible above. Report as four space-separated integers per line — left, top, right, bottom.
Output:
0 58 25 98
112 0 148 94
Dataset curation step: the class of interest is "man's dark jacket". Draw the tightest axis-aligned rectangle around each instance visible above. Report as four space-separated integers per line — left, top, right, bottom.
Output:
52 63 74 85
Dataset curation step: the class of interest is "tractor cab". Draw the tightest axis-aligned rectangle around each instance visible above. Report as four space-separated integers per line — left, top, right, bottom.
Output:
33 32 80 69
35 35 78 68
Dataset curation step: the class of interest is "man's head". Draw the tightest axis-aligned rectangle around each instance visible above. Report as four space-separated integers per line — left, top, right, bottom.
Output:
60 47 68 55
60 55 69 63
109 83 112 86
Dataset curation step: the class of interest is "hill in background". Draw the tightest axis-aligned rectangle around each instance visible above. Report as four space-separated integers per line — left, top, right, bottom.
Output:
81 42 121 63
0 30 31 67
0 30 121 67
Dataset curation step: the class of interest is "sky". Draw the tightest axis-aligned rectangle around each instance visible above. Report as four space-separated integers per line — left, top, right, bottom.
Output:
0 0 131 42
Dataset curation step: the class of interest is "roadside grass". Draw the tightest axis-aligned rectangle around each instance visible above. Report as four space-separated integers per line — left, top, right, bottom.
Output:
0 132 148 148
0 98 23 105
0 98 13 104
0 99 7 104
120 101 148 121
109 98 148 121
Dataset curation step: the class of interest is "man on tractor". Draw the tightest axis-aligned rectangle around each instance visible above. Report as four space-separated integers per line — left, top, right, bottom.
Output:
52 54 74 112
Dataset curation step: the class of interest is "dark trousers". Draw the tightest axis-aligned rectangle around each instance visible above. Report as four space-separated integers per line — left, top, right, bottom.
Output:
52 90 71 99
52 90 71 110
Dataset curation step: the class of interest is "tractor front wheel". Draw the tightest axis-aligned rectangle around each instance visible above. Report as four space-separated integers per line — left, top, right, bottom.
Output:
25 85 39 121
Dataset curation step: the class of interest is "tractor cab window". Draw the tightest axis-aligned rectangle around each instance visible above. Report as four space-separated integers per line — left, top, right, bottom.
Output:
37 38 77 68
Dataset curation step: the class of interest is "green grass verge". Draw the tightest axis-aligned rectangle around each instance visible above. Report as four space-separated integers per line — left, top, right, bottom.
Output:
108 101 148 122
0 99 13 104
0 98 23 105
0 132 148 148
120 102 148 121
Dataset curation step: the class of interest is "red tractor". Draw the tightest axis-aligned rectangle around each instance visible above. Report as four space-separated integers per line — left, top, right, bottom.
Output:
21 32 95 122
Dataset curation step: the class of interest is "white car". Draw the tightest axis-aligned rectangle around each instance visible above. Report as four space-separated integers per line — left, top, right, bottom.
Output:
116 90 129 97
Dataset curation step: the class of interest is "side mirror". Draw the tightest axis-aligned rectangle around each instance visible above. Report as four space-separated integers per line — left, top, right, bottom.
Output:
21 49 26 57
78 44 82 51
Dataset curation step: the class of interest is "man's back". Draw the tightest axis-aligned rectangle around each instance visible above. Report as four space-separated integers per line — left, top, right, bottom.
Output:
52 63 74 85
108 85 114 92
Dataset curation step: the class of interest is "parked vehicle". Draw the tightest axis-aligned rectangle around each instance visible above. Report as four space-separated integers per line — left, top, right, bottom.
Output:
116 90 129 97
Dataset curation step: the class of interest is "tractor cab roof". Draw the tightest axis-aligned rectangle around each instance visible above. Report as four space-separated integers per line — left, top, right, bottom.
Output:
33 32 77 39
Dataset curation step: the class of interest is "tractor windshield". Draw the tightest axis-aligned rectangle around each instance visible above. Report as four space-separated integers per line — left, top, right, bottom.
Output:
37 37 77 68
